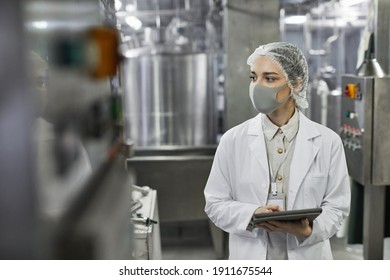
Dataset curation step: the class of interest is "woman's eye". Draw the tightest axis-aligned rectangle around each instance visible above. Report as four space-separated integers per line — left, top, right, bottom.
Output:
250 75 256 81
265 77 276 82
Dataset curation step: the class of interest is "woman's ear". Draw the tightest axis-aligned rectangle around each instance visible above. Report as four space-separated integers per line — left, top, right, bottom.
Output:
292 78 303 94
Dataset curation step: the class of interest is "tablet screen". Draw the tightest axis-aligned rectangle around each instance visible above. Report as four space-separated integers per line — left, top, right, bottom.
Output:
253 208 322 223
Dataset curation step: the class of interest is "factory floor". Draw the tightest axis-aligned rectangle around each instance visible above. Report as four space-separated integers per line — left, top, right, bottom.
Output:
160 221 390 260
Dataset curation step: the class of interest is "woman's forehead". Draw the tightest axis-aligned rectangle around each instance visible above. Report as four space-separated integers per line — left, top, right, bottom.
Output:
251 55 284 75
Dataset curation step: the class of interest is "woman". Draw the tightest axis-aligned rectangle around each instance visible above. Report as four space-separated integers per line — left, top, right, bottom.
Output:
204 42 350 259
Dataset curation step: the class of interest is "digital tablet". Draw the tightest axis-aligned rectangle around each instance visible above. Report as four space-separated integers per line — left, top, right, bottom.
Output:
253 208 322 224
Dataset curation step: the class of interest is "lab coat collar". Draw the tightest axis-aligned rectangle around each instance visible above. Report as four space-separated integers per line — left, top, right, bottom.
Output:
247 110 302 137
261 108 299 142
247 113 264 136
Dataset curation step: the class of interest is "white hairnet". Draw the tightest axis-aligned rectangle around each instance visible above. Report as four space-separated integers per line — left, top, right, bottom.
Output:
247 42 309 110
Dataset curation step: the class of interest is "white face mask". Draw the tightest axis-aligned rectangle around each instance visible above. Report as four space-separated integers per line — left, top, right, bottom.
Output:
249 83 292 114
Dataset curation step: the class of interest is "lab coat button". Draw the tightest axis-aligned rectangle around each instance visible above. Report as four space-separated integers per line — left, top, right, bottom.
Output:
277 175 283 181
277 148 283 154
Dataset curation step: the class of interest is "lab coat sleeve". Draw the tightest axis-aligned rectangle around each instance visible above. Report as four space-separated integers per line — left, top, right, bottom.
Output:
204 134 260 238
297 136 351 247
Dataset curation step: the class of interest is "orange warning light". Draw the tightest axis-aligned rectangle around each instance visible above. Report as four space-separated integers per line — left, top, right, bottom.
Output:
344 83 359 99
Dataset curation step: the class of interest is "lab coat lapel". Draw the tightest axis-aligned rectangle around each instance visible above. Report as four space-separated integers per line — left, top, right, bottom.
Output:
288 112 321 209
247 114 270 206
247 114 269 177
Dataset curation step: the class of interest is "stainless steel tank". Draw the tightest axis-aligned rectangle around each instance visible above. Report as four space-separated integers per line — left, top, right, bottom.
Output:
121 52 216 147
119 0 224 258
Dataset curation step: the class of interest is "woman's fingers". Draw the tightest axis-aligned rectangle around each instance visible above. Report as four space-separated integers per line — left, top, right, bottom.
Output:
258 222 280 232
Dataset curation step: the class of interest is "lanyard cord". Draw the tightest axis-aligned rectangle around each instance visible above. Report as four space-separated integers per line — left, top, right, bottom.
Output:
268 136 296 195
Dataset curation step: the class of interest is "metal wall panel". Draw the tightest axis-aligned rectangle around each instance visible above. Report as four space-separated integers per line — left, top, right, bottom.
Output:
372 77 390 185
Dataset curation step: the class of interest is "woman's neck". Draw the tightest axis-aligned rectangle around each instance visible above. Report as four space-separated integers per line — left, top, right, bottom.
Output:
267 100 296 127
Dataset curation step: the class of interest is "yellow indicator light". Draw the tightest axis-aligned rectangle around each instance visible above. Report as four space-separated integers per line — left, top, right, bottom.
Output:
344 83 359 99
88 27 121 79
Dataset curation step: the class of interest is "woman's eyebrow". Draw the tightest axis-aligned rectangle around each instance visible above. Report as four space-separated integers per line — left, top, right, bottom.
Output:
262 71 279 76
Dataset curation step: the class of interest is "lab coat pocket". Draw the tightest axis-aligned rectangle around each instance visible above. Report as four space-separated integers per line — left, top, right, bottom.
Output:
229 233 264 260
304 173 328 207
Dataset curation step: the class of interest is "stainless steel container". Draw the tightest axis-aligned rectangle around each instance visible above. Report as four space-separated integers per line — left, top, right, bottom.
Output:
121 52 217 147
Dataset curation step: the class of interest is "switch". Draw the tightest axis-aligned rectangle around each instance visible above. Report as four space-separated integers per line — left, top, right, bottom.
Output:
352 142 362 151
340 124 348 134
346 111 357 119
345 125 352 136
351 127 357 138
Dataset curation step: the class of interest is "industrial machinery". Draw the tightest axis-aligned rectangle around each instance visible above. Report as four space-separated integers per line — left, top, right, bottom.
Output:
340 77 388 185
0 0 133 259
341 34 386 186
340 31 390 259
341 74 390 260
340 0 390 258
29 0 132 259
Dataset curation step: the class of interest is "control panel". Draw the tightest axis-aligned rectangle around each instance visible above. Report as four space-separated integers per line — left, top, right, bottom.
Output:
341 75 390 186
340 75 372 185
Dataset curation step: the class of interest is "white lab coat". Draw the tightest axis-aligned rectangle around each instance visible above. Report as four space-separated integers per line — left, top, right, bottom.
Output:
204 111 350 259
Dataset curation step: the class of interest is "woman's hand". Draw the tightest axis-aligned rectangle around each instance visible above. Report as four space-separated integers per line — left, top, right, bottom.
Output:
257 218 312 238
254 204 282 215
